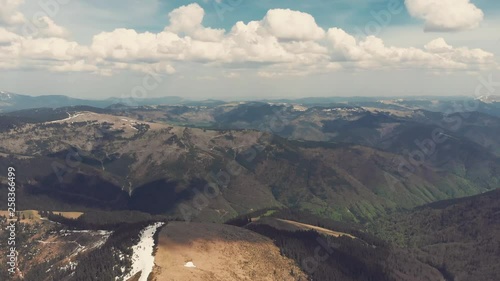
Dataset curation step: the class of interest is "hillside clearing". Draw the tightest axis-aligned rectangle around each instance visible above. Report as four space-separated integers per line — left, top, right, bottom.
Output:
151 222 307 281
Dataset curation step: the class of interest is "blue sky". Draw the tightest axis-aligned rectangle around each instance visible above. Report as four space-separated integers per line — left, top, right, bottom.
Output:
149 0 500 29
0 0 499 100
70 0 500 34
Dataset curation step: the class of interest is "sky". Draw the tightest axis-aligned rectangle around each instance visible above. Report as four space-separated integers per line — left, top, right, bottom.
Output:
0 0 499 100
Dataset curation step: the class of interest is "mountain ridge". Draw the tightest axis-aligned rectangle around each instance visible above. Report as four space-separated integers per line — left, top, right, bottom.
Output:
1 110 498 223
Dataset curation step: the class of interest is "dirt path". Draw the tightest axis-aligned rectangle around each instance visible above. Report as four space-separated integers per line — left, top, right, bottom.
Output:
251 216 356 239
274 219 356 239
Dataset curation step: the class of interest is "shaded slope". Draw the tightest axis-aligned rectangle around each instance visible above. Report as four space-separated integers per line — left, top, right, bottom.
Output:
373 189 500 281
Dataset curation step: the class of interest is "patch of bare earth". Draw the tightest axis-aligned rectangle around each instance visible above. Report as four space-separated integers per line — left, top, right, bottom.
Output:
151 222 307 281
274 219 356 239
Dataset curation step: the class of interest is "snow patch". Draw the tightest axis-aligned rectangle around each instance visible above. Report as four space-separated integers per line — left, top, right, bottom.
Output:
292 105 307 112
121 222 165 281
47 112 85 123
60 261 78 272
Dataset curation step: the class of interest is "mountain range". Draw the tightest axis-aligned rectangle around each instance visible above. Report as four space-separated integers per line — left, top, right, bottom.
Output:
1 101 499 222
0 95 499 280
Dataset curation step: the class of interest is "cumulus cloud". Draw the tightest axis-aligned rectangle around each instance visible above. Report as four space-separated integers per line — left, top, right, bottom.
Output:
91 29 160 61
0 1 69 39
0 2 497 76
0 27 21 43
261 9 325 41
0 0 26 26
16 37 88 61
424 38 453 52
34 16 69 38
327 28 494 70
87 5 328 66
165 3 224 42
405 0 484 32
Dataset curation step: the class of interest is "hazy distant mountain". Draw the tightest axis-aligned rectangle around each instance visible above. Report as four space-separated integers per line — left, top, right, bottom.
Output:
0 91 193 112
0 91 108 112
4 90 498 115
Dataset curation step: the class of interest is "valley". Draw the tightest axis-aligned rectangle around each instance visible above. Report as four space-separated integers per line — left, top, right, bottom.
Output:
0 96 499 280
2 101 499 223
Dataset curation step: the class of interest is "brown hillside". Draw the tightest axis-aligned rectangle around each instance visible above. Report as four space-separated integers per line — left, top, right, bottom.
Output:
151 222 307 281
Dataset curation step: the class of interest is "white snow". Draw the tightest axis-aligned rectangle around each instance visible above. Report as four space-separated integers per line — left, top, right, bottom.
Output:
184 261 196 268
292 105 307 112
60 261 78 271
47 112 85 123
91 232 112 249
122 222 165 281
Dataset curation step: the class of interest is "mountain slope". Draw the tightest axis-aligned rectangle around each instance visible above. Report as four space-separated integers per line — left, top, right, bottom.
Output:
153 222 308 280
1 111 498 223
373 189 500 281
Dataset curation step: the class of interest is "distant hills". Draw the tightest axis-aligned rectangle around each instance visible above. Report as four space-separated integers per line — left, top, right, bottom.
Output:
2 90 499 114
0 91 193 112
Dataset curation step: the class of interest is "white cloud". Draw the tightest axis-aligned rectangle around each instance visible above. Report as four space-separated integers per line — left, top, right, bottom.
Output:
90 5 329 67
91 29 160 61
261 9 325 41
405 0 484 32
0 0 26 26
424 38 453 52
227 20 293 63
16 37 88 61
165 3 224 42
0 2 497 77
327 28 495 70
0 27 21 43
35 16 69 38
166 3 204 34
0 1 69 39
